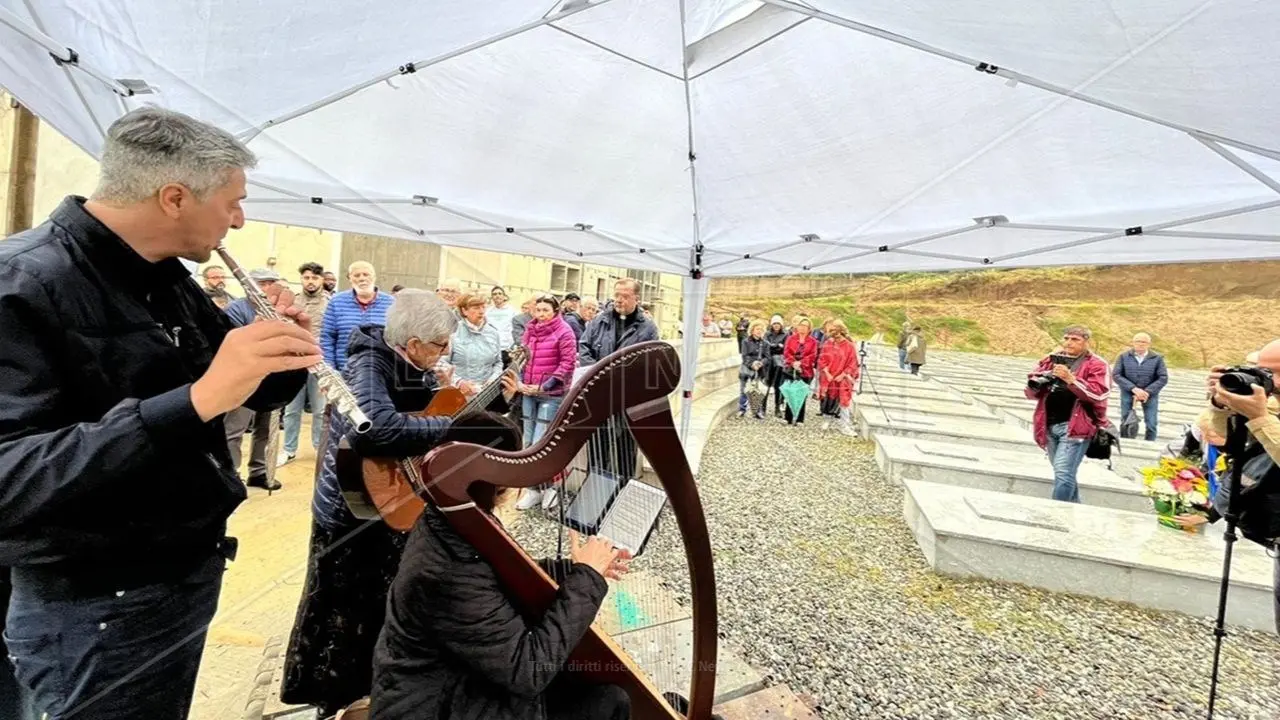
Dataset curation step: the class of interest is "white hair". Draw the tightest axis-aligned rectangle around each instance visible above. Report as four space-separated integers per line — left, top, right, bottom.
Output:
581 297 599 309
384 289 457 347
92 106 256 204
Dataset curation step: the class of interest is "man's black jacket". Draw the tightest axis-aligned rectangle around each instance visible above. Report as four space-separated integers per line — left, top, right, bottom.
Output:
0 197 305 590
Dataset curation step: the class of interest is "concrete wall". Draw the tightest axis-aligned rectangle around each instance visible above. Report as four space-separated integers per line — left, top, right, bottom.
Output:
0 95 17 233
212 225 341 292
341 232 440 292
32 118 97 222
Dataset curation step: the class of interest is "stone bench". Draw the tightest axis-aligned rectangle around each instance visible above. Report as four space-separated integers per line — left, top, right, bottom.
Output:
874 435 1150 513
903 480 1277 633
856 395 999 422
855 405 1005 438
858 413 1037 454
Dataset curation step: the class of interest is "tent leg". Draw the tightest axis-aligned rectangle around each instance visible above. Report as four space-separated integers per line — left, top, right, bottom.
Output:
678 275 709 443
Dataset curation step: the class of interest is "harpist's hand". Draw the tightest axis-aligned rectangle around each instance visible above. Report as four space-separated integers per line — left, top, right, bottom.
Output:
605 548 633 580
569 530 620 580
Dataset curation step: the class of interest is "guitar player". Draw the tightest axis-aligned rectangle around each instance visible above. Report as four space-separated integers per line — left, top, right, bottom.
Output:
281 289 519 715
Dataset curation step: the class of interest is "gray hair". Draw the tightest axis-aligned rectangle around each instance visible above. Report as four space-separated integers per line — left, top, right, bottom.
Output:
93 106 257 204
581 297 599 309
384 289 457 347
1062 324 1092 340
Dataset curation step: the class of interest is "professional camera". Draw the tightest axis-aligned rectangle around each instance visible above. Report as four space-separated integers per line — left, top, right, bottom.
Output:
1028 354 1075 391
1217 366 1275 396
1027 373 1058 391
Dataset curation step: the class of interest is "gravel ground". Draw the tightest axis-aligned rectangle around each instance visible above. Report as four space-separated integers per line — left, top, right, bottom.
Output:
511 400 1280 719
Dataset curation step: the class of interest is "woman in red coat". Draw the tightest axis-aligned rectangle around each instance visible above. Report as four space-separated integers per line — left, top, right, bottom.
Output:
782 317 819 425
819 320 860 436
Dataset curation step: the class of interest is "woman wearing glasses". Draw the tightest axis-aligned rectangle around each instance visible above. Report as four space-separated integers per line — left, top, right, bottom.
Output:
281 290 518 716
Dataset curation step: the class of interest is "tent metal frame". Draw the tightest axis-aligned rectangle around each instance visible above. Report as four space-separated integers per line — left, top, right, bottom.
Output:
0 4 136 138
235 0 619 143
12 0 1280 440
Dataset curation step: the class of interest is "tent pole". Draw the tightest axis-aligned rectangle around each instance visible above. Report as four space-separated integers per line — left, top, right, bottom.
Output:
1192 135 1280 196
679 274 709 443
990 199 1280 264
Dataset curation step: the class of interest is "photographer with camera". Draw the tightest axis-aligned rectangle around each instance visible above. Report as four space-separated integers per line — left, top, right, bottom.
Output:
1025 326 1111 503
1197 340 1280 631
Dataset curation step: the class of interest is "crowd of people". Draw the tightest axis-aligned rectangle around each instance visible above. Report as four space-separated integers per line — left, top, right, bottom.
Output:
5 105 1279 720
194 250 656 499
0 107 660 720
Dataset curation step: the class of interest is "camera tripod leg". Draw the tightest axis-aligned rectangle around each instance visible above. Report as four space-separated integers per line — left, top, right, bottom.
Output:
1205 415 1249 719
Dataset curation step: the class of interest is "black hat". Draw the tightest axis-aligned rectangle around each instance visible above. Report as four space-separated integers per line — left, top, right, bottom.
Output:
564 292 581 301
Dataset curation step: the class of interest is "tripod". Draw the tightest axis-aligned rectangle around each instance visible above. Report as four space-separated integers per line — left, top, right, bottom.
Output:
1205 413 1249 718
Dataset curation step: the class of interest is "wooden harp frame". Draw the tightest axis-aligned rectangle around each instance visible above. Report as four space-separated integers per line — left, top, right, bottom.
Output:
420 341 718 720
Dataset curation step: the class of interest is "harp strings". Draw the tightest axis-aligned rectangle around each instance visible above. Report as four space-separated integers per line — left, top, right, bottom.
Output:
549 413 691 707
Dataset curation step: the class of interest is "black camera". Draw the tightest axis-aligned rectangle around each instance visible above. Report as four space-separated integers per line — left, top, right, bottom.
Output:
1028 373 1058 391
1218 366 1275 396
1028 354 1074 391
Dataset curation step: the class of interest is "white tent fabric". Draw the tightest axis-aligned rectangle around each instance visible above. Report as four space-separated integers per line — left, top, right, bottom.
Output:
5 0 1280 278
6 0 1280 436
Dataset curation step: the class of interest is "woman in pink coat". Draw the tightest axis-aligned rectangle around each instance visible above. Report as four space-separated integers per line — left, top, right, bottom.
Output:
516 295 578 510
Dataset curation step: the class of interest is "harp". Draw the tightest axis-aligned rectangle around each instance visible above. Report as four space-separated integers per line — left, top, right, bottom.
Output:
420 341 718 719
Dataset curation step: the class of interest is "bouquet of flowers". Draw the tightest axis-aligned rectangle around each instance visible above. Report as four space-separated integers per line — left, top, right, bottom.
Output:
1140 457 1211 532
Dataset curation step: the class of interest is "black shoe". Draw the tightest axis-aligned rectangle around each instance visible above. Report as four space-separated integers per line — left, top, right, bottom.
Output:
247 475 282 491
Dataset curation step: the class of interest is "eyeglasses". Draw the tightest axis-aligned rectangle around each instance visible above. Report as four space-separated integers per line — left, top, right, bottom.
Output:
425 339 449 351
1062 335 1086 341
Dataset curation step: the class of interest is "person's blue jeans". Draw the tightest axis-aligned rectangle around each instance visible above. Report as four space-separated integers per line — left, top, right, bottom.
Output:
898 347 907 369
738 377 751 413
522 394 564 448
283 374 324 455
5 563 222 719
1119 389 1160 442
1045 421 1088 503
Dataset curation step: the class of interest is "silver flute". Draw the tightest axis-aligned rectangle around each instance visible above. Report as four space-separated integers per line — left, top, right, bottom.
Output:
214 245 372 433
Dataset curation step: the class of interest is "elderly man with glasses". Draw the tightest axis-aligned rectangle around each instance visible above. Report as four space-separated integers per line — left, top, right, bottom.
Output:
1025 325 1112 503
1113 332 1169 441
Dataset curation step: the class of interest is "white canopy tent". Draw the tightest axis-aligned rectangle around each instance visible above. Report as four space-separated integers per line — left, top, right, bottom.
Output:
4 0 1280 436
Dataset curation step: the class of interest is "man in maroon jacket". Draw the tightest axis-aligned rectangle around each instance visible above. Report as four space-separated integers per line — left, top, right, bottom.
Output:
1025 325 1111 503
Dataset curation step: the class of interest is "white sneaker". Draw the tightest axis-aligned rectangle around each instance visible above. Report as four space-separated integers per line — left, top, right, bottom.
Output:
276 451 295 468
839 424 858 438
542 487 560 510
822 420 832 431
516 489 544 510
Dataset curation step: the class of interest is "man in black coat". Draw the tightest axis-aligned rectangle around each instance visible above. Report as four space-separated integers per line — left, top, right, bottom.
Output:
0 107 313 720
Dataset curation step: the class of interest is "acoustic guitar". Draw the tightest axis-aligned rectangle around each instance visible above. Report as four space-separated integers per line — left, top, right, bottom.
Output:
337 346 529 531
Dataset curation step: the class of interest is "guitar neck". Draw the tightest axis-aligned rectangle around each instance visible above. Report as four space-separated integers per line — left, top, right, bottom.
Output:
459 358 527 416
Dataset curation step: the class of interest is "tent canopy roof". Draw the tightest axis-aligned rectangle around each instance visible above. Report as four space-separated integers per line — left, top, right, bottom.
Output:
4 0 1280 276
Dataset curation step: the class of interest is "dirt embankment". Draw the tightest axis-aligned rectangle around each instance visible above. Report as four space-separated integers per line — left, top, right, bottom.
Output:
707 262 1280 368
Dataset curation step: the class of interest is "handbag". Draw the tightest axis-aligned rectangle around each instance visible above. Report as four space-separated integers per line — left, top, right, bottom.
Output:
1119 408 1140 439
1086 421 1121 469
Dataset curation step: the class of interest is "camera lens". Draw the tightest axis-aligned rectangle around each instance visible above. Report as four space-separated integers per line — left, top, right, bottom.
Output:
1218 367 1276 396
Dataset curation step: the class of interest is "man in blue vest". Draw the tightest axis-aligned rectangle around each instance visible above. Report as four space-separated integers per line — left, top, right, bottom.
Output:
1113 332 1169 441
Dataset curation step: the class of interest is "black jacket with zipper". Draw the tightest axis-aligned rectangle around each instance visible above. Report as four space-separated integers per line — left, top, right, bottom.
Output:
0 196 305 593
372 507 608 720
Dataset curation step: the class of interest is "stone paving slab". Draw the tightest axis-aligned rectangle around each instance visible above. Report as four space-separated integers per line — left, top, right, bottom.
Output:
904 480 1276 633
